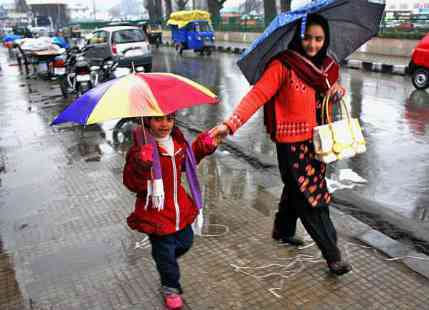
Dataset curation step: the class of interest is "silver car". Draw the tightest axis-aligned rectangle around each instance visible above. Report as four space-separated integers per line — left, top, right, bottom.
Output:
85 26 152 72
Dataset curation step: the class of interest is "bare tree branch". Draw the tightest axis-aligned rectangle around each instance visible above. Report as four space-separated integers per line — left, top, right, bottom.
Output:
164 0 173 19
263 0 277 26
239 0 263 15
280 0 291 12
207 0 228 25
175 0 190 11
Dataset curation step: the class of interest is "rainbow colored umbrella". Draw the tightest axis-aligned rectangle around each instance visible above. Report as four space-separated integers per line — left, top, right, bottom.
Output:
51 72 218 125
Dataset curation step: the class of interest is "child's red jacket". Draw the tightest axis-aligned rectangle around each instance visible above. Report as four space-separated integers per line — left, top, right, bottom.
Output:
123 127 215 235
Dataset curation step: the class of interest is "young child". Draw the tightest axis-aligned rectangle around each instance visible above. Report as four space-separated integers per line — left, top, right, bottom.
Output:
123 113 216 310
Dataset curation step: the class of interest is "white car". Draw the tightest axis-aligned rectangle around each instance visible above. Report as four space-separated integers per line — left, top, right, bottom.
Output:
84 26 152 72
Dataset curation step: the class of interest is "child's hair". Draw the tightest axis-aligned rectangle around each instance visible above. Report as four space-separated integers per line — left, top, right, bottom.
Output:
143 113 176 128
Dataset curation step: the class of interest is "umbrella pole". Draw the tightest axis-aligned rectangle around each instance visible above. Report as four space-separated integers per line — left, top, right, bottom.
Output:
140 116 146 144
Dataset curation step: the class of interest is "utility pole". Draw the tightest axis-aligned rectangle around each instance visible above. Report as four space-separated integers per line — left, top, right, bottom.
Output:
92 0 96 20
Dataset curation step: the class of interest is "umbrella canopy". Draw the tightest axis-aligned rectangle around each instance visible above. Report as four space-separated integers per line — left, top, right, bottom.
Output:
51 73 218 125
238 0 386 84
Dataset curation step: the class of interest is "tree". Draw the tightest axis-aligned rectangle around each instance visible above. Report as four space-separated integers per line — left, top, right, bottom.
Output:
239 0 263 15
14 0 29 13
207 0 227 26
263 0 276 26
164 0 172 19
280 0 291 12
175 0 189 11
108 5 121 18
144 0 162 21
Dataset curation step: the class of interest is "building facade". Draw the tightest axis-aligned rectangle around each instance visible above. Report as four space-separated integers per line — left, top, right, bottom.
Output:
386 0 429 13
26 0 68 27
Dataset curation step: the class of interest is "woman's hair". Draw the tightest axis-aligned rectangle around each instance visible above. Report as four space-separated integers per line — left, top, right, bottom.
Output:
288 14 330 67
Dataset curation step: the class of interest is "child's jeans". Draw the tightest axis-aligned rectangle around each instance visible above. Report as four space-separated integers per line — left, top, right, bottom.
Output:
149 224 194 293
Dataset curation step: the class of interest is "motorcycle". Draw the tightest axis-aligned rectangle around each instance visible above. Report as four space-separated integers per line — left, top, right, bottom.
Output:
56 46 97 98
98 58 119 83
112 117 141 145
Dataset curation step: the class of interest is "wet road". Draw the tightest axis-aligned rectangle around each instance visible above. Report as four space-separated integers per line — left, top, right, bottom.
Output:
146 47 429 226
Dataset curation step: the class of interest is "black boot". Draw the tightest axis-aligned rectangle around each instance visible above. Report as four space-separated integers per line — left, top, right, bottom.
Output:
272 227 304 246
280 236 305 246
328 261 352 275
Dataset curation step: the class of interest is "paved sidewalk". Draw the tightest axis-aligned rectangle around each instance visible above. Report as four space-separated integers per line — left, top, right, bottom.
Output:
1 49 429 310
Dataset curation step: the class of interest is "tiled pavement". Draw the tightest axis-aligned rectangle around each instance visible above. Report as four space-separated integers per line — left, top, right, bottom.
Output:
1 50 429 310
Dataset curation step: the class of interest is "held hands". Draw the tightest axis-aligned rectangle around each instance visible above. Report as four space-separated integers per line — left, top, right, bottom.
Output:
196 131 218 155
208 123 230 145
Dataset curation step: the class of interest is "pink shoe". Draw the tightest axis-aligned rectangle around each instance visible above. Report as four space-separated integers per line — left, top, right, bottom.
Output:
164 293 183 310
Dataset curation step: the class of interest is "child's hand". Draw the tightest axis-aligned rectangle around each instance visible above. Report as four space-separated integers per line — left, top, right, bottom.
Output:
196 131 217 155
209 124 230 145
137 144 153 168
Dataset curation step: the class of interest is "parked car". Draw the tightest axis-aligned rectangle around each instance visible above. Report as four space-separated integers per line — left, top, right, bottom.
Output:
408 33 429 90
84 26 152 72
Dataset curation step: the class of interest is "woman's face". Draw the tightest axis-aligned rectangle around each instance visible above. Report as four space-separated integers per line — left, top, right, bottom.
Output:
148 115 175 138
301 24 325 58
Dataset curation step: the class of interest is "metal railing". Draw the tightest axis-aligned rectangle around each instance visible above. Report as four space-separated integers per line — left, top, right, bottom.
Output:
61 14 429 40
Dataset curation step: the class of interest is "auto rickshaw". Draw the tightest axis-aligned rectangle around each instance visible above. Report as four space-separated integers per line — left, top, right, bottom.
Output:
138 21 163 48
167 10 215 56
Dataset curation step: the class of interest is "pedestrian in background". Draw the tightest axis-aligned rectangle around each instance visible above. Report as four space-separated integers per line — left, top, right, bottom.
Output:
210 14 352 276
123 114 217 309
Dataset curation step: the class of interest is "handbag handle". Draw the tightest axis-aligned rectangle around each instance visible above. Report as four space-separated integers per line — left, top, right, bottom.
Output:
321 95 352 125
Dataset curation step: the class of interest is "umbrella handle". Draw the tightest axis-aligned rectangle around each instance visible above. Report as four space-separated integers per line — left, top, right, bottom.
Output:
138 119 154 182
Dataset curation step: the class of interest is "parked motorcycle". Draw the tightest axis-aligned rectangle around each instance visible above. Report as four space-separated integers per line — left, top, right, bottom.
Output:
56 46 97 98
112 117 141 145
98 58 119 83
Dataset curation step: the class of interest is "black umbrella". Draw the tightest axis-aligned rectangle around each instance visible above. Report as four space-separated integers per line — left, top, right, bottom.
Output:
237 0 386 84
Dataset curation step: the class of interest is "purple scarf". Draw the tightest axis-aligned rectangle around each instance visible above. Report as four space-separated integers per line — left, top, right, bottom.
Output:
134 125 203 210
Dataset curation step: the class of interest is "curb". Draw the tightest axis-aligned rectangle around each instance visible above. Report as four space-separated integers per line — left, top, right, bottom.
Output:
341 59 409 76
162 41 408 76
163 41 246 55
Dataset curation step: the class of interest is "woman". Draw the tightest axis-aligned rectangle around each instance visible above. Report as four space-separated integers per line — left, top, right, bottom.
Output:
210 14 351 275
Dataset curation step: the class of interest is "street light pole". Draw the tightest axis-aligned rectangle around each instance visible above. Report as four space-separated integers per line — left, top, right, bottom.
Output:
93 0 96 20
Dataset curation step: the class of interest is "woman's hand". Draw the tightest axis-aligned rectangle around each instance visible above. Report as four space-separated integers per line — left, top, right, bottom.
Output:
326 82 346 99
209 124 230 144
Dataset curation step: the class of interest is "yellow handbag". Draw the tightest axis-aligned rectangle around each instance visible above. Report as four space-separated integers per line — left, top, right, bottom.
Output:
313 96 366 164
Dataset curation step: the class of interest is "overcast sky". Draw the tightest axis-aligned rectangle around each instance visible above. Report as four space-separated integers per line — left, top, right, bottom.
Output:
0 0 120 11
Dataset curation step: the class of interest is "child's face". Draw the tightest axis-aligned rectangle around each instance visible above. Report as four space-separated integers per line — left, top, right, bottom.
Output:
148 115 175 138
301 24 325 58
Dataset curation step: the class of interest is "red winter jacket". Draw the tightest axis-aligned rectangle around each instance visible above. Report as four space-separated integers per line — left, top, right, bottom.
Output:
123 127 215 235
225 59 337 143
